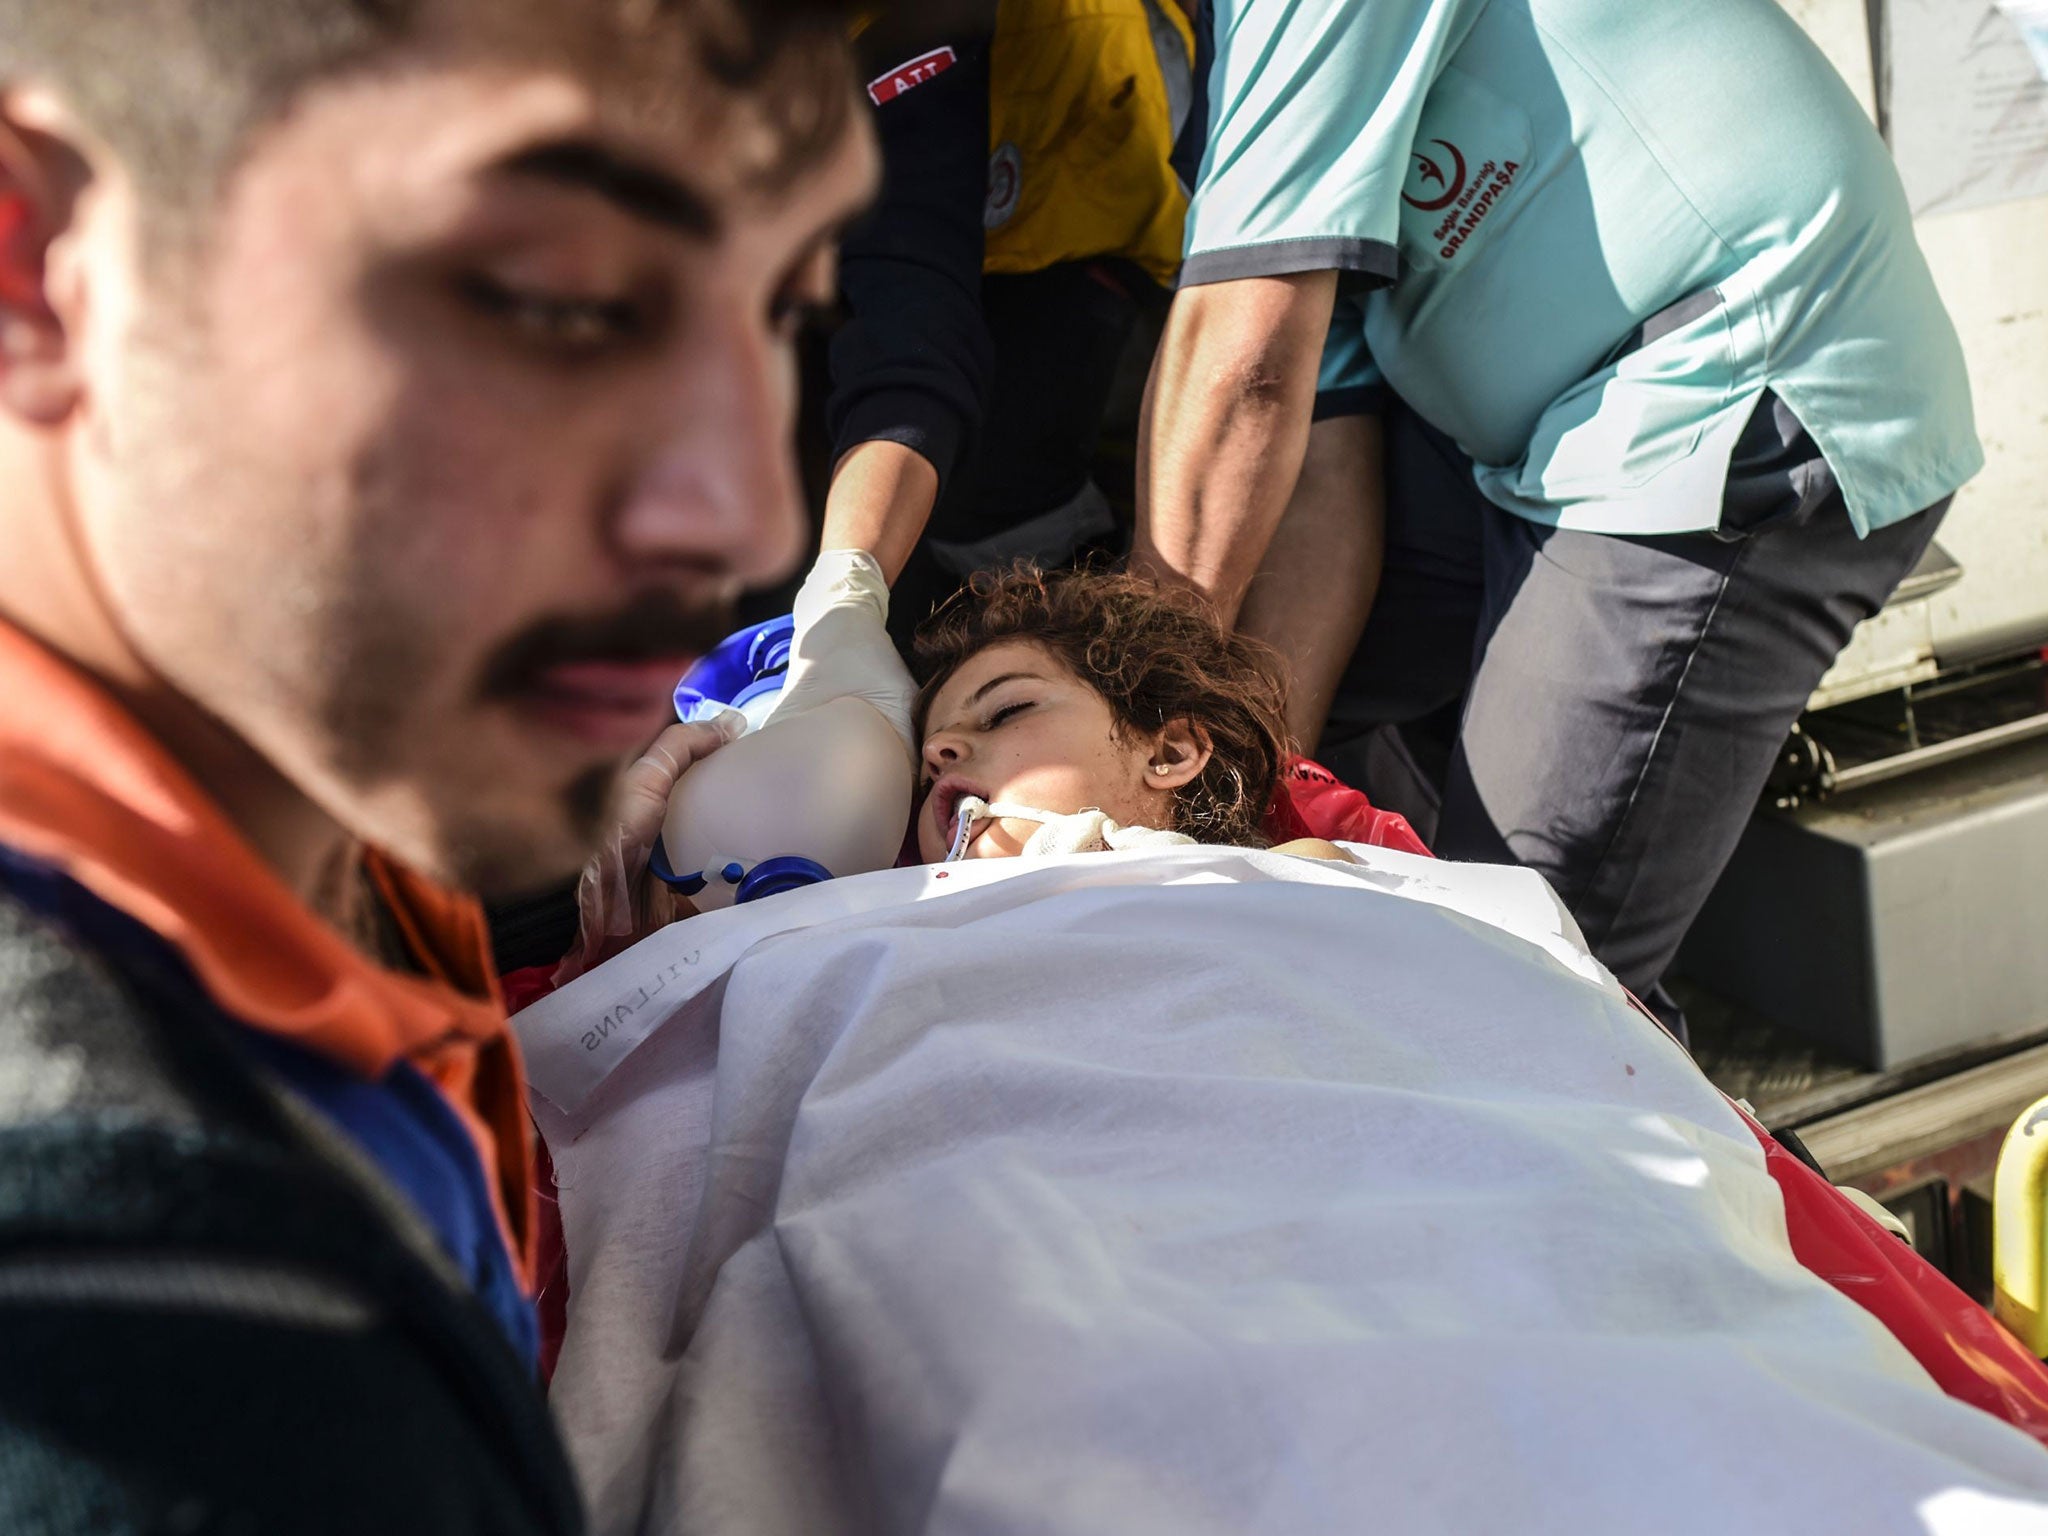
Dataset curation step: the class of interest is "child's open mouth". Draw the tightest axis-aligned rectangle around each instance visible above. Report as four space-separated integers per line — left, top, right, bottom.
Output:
926 777 982 840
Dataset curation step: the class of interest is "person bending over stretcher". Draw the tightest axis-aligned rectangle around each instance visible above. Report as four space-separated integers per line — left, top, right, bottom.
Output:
911 568 1353 866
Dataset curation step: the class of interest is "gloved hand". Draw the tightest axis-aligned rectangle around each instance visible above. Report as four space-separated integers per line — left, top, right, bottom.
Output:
554 711 743 986
775 547 918 761
651 548 919 909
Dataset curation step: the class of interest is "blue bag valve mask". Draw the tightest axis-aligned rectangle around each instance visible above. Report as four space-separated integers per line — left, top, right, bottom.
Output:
650 551 917 908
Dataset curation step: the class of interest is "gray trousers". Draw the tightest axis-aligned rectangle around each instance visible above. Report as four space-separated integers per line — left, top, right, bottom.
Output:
1321 396 1947 1037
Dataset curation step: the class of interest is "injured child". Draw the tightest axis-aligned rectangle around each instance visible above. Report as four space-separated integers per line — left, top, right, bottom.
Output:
514 558 2048 1535
910 566 1345 864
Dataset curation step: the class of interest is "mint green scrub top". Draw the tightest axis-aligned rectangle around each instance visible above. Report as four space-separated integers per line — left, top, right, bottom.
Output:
1180 0 1981 536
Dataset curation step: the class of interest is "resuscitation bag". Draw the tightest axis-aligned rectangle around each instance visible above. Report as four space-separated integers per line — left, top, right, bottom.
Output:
672 614 796 733
652 552 918 909
655 695 913 906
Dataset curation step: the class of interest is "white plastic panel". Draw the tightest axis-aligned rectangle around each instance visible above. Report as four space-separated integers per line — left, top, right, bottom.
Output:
1776 0 2048 703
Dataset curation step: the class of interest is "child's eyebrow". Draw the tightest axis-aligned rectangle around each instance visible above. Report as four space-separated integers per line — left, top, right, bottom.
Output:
963 671 1048 708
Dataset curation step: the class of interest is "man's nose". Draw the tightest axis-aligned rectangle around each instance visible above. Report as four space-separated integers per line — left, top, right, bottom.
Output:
609 310 808 588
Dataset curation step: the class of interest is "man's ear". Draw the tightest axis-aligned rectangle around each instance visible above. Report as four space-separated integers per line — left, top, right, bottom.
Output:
0 90 92 427
1145 717 1213 792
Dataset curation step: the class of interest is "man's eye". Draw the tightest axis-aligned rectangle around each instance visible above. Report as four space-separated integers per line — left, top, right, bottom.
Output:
770 291 834 340
770 242 841 339
460 274 644 352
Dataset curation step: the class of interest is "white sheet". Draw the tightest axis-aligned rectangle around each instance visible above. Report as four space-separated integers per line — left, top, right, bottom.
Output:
518 845 2048 1535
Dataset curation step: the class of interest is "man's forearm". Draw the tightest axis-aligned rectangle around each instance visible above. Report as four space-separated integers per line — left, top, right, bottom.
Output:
1134 272 1337 624
1238 413 1387 752
819 438 941 584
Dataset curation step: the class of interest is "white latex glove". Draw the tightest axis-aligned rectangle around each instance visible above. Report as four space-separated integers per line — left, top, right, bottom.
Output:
554 711 743 986
774 547 917 761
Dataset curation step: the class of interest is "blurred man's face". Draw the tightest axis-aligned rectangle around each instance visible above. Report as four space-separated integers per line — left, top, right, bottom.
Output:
57 0 873 895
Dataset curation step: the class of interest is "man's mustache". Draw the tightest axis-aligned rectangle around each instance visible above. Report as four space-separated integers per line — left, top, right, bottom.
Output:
480 590 737 698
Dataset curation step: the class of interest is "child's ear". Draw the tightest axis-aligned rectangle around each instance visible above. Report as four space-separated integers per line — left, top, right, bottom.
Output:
1145 718 1213 792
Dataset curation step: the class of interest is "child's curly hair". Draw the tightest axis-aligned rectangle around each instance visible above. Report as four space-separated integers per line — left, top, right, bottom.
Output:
911 565 1293 847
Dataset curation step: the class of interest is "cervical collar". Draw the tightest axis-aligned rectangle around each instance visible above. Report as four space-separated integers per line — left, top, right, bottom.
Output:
946 796 1196 862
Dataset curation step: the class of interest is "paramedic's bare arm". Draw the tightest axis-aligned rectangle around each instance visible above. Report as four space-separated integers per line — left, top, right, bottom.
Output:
1133 271 1338 624
1237 414 1386 751
820 439 940 583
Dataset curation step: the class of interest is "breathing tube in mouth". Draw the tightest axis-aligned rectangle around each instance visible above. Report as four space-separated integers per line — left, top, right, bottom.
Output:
945 795 1036 861
945 796 1196 861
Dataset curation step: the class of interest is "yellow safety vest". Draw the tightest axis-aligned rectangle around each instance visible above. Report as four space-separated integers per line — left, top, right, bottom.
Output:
982 0 1195 287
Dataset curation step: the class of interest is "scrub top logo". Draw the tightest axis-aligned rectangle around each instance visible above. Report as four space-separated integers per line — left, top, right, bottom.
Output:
1403 140 1469 212
1403 136 1522 263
